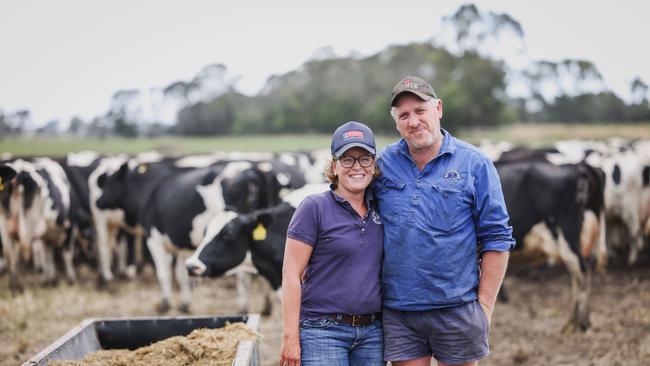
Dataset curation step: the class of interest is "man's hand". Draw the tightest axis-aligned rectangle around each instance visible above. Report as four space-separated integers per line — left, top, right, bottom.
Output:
478 251 509 327
280 334 301 366
478 299 493 326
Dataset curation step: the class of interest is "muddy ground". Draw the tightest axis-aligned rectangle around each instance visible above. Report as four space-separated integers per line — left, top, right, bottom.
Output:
1 264 649 366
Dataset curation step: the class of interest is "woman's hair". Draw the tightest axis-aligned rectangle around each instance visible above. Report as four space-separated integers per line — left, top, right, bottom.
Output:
323 155 381 189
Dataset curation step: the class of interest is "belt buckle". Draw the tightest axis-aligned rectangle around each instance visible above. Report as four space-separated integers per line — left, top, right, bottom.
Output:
351 315 360 327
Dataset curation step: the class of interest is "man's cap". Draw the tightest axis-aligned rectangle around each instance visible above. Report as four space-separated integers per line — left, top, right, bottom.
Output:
331 121 376 158
390 76 437 106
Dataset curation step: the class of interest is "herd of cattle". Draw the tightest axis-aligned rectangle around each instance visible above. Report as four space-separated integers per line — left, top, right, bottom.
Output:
0 137 648 332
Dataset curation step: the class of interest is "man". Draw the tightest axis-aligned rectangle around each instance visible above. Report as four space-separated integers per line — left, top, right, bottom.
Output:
374 76 515 366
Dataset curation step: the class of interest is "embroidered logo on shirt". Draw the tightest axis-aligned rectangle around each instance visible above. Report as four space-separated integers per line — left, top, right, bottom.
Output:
444 169 461 184
372 210 383 225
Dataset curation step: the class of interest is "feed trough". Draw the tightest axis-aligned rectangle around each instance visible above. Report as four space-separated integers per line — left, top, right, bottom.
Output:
22 314 260 366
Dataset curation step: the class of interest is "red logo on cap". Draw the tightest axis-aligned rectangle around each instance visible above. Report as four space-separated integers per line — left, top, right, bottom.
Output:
343 131 364 140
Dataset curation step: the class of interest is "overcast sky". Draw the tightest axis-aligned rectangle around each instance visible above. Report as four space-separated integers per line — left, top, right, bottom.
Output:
1 0 648 127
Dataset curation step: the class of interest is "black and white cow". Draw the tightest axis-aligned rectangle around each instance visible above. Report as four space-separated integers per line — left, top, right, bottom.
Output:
63 152 103 264
479 142 609 271
632 140 650 255
88 152 169 286
172 152 315 311
0 164 18 287
0 158 82 291
583 143 649 265
274 149 330 185
35 157 94 285
88 154 134 285
496 160 604 331
186 183 329 312
96 158 303 312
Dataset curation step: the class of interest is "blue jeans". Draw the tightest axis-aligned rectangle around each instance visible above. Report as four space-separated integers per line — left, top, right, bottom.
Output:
299 318 385 366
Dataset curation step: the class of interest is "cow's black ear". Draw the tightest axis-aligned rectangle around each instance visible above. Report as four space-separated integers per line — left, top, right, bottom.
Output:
118 162 129 176
0 166 17 182
97 173 107 188
224 214 251 241
256 212 275 227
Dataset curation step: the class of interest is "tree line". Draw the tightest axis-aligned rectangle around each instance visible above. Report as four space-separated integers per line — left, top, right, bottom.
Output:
1 4 648 139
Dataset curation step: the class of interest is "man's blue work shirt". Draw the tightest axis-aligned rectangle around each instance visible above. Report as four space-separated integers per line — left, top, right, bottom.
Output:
373 129 516 311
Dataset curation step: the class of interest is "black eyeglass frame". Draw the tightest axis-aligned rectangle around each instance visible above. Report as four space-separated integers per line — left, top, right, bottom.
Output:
336 155 375 168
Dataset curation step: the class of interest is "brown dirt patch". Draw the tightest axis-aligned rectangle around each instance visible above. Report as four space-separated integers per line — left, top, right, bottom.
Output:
1 265 649 366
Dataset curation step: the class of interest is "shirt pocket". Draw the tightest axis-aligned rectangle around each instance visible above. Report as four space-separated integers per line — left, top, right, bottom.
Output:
430 181 466 232
375 178 410 224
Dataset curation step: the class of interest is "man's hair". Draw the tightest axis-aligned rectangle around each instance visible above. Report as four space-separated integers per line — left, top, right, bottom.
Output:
390 97 439 122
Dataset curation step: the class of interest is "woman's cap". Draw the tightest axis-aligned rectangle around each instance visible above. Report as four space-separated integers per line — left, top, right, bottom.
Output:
330 121 376 158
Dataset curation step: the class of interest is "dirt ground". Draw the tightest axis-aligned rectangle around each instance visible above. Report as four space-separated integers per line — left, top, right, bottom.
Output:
1 264 649 366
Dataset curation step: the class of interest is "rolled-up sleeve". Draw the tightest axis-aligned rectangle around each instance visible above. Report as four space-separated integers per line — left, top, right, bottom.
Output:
472 157 516 254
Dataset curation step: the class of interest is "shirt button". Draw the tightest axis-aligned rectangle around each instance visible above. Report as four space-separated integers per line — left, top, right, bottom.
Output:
443 193 448 198
417 178 421 183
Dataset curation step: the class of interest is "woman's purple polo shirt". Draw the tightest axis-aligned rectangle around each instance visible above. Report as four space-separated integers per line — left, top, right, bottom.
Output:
287 189 384 320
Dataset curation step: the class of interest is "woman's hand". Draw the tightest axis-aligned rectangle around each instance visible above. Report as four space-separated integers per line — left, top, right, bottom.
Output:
280 238 312 366
280 333 301 366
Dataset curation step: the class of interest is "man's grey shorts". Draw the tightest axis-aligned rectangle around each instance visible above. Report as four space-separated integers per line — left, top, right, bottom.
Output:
383 301 489 364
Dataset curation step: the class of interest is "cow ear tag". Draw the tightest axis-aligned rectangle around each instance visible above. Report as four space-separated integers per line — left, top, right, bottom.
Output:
252 223 267 241
137 165 148 174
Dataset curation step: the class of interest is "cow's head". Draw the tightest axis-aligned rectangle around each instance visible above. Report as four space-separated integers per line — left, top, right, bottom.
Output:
222 168 265 213
96 163 128 210
246 203 294 290
11 164 47 260
268 161 307 201
0 165 17 212
0 165 17 184
185 206 284 285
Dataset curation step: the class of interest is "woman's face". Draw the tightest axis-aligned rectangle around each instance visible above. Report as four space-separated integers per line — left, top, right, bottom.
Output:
333 147 375 195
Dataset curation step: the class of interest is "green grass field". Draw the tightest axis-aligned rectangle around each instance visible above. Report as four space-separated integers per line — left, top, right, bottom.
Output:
1 123 649 156
459 122 650 147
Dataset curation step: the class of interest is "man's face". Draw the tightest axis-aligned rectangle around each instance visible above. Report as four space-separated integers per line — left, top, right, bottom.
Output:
393 93 443 151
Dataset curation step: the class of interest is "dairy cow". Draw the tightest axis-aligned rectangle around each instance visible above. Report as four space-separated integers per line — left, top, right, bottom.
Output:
96 158 303 312
632 140 650 251
580 141 650 265
0 158 83 291
496 160 603 331
63 152 103 264
88 154 134 285
186 183 329 310
0 165 18 288
88 152 171 286
480 142 608 271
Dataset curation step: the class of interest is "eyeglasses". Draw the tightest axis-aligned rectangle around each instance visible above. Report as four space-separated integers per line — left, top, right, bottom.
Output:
337 155 375 168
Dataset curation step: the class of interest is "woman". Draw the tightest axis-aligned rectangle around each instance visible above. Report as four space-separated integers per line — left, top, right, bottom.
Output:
280 121 384 366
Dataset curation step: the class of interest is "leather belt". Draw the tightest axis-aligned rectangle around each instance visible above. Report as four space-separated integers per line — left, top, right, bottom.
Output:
327 312 381 327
